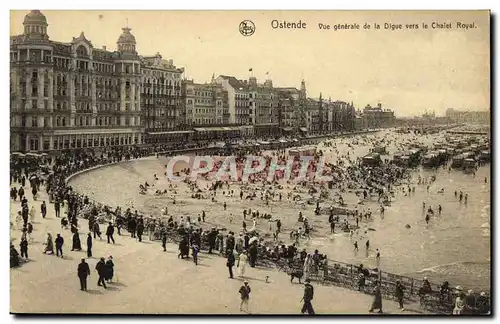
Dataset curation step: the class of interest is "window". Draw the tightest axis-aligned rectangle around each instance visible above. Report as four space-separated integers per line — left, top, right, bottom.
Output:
31 117 38 127
31 100 37 109
29 137 39 151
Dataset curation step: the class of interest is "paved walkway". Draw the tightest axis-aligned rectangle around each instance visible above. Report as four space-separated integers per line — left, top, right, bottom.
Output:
10 180 425 314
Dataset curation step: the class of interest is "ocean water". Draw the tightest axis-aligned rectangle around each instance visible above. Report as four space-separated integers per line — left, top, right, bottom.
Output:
312 131 491 290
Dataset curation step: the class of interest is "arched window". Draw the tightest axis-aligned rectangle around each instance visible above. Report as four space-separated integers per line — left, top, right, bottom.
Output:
56 117 60 127
76 45 88 57
62 117 66 126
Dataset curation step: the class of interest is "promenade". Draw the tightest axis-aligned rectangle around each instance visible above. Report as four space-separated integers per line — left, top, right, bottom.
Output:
10 180 424 314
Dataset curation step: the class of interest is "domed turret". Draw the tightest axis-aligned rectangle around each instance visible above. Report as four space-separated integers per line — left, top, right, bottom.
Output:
117 27 136 53
22 10 49 40
23 10 47 25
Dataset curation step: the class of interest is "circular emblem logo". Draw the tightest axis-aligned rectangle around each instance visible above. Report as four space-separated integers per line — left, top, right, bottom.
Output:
239 20 256 37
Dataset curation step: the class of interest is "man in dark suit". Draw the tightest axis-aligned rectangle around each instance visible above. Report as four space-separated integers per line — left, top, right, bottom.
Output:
226 249 235 279
87 233 93 257
106 222 115 244
77 258 91 291
95 257 107 288
301 279 315 315
55 234 64 258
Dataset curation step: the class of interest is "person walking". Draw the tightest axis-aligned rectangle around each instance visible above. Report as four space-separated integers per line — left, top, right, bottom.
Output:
192 244 199 266
77 258 91 291
54 199 60 218
369 280 383 313
301 279 315 315
105 256 114 284
227 249 235 279
55 233 64 258
106 222 115 244
161 232 167 252
137 220 144 242
20 237 28 260
86 233 93 258
41 201 47 219
93 222 102 240
95 257 107 289
71 231 82 251
238 281 251 313
395 280 405 311
237 250 248 277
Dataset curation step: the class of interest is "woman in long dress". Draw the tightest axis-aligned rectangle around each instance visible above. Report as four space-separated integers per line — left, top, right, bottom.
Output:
105 256 115 283
369 281 383 313
303 254 312 280
44 233 54 254
237 251 248 277
71 231 82 251
29 205 36 223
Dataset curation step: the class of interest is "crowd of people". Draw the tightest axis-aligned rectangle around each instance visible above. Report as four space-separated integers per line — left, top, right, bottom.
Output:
9 130 491 315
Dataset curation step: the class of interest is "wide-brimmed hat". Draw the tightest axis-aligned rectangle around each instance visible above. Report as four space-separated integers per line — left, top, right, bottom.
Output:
244 280 249 284
455 285 463 291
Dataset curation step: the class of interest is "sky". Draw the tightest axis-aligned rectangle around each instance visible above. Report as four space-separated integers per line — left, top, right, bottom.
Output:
10 10 490 117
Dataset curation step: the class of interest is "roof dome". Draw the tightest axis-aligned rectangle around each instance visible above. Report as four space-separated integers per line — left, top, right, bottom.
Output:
23 10 48 26
117 27 136 44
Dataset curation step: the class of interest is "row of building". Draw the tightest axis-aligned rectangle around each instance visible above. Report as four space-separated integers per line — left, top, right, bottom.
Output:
10 10 395 153
445 108 490 125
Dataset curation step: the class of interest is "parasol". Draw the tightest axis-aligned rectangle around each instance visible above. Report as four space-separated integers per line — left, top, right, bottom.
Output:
248 236 259 245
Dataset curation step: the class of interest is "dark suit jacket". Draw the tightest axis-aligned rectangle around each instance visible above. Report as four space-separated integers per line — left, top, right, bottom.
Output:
78 262 90 277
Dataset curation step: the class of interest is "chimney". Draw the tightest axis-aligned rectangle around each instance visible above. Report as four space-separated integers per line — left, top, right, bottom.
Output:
102 45 107 50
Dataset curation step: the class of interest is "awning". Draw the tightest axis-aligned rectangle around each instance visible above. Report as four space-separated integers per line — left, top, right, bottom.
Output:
201 127 225 132
255 123 279 127
300 127 308 132
148 130 194 135
282 127 293 132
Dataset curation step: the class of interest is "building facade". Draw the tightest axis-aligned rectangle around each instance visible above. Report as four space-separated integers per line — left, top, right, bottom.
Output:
216 75 250 126
184 77 229 126
141 53 184 144
10 10 147 152
445 108 490 125
11 10 366 152
360 103 396 129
